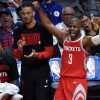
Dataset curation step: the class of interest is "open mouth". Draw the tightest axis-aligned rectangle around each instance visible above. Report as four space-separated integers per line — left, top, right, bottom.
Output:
85 26 89 30
3 20 8 22
70 31 76 34
3 21 9 23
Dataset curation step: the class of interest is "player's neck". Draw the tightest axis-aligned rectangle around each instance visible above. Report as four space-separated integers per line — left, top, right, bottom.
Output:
71 34 81 41
26 20 36 29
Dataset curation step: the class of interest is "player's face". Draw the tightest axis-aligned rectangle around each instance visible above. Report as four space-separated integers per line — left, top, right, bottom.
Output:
20 7 35 24
68 21 81 40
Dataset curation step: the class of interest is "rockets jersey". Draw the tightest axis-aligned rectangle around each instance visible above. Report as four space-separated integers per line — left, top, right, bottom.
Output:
0 64 10 83
61 36 89 78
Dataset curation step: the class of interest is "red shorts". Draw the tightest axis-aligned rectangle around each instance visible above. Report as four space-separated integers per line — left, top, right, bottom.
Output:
55 77 88 100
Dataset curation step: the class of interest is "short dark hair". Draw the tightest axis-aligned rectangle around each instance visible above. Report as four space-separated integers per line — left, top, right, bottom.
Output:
79 13 91 19
20 1 33 10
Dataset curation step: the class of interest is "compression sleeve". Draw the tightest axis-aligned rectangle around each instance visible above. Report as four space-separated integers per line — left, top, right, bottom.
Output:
38 46 54 59
13 49 23 59
91 29 100 45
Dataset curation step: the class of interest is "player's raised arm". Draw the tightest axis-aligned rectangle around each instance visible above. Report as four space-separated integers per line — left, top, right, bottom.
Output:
33 1 68 43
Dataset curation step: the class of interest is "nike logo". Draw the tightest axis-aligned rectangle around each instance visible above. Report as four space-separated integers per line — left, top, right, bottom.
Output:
44 85 48 88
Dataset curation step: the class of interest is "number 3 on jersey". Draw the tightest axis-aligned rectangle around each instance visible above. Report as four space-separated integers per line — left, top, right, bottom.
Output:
68 54 73 64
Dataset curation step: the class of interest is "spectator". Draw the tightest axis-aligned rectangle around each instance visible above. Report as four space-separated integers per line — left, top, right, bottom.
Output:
35 0 63 25
0 2 24 69
33 1 100 99
80 14 99 36
72 0 99 17
0 42 23 100
56 6 75 33
5 0 23 26
0 6 22 89
0 7 14 50
80 14 100 56
13 1 53 100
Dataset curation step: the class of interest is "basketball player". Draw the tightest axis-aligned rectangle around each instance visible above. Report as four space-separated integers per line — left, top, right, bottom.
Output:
32 1 100 100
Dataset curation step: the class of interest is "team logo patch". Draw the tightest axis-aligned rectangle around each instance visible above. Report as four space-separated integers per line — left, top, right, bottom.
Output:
54 11 60 17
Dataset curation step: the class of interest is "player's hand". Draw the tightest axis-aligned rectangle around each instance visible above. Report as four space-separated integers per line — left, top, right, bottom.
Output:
32 1 40 10
24 49 38 58
17 37 26 50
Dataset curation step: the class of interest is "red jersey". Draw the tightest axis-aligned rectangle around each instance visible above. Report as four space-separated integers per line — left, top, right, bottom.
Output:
61 36 89 78
0 64 10 83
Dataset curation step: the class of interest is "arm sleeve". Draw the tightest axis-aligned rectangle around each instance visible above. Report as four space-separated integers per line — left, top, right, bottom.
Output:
13 48 23 59
38 46 54 59
37 25 54 59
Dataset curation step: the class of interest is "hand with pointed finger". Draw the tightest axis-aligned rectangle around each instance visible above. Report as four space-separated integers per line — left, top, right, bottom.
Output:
17 37 26 50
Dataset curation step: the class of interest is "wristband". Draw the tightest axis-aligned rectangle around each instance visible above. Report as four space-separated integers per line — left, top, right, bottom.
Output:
91 34 100 45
